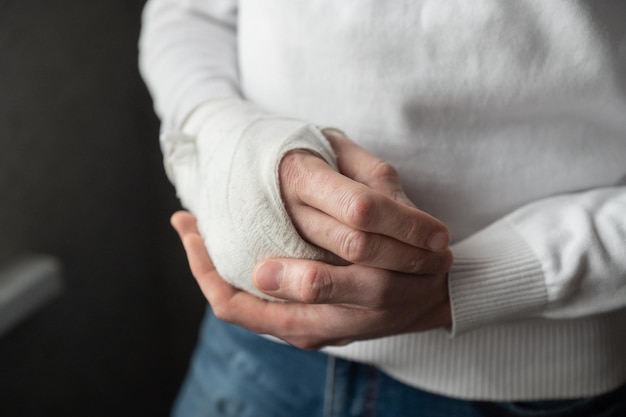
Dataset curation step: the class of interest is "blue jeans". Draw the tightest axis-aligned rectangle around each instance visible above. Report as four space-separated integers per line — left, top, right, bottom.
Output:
172 308 626 417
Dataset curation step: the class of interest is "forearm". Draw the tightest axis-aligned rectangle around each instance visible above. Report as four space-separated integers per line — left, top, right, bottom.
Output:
139 0 339 297
138 0 239 130
449 185 626 335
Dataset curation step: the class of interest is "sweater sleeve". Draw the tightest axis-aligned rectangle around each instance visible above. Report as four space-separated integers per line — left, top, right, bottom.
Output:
138 0 337 299
449 185 626 335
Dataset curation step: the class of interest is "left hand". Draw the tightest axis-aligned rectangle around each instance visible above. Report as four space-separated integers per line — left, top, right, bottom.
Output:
278 129 451 274
171 210 451 350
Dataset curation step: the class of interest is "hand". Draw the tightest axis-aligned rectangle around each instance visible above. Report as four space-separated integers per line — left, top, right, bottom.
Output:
171 211 451 350
280 129 452 274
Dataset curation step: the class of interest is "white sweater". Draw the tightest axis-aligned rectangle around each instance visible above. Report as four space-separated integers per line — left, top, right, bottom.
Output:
139 0 626 400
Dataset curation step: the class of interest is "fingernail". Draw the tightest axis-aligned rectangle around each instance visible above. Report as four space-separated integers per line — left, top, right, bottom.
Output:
394 191 417 208
321 128 346 138
428 232 449 251
255 262 283 292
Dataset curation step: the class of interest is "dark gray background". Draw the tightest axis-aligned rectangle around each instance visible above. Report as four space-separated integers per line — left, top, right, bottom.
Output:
0 1 205 415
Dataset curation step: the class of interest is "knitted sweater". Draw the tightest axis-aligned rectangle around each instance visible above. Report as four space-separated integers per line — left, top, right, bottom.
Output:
139 0 626 400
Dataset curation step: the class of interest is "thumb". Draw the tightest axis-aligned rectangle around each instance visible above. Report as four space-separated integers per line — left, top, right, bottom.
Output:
253 259 355 305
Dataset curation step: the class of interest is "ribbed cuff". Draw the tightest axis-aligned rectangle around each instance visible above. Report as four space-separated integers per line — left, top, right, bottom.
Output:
449 220 547 336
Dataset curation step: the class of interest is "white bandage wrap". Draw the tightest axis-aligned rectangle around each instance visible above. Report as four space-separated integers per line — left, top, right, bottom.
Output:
163 99 337 299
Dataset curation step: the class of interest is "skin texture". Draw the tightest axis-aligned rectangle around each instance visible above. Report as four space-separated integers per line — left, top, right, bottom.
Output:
171 129 453 349
279 129 452 273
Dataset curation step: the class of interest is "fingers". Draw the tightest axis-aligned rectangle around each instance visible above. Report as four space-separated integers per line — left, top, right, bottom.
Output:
168 211 383 348
169 211 452 352
291 205 452 274
170 211 239 306
169 212 450 350
281 151 449 251
253 258 440 308
170 210 198 236
251 258 452 346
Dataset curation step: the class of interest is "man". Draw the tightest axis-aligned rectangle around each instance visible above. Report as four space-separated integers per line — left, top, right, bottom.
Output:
140 1 626 415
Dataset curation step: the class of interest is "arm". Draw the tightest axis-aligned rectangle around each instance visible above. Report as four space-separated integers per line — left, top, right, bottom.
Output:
247 182 626 342
139 0 238 127
139 0 333 298
147 1 626 346
187 185 624 347
449 185 626 334
169 183 626 348
171 210 451 350
139 0 449 298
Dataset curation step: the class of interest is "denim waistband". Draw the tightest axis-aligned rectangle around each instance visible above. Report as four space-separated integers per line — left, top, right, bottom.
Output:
172 307 626 417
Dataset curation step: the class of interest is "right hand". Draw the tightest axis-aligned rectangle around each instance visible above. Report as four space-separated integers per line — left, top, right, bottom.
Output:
171 211 451 350
279 129 452 275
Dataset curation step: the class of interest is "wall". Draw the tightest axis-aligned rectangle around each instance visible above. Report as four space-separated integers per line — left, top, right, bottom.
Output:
0 1 205 415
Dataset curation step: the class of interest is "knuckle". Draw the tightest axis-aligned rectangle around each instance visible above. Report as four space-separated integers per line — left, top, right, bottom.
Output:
211 303 233 323
279 151 310 190
282 149 310 166
340 229 374 264
343 191 377 230
279 152 298 180
406 252 429 274
370 159 399 181
298 266 330 304
276 315 298 338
